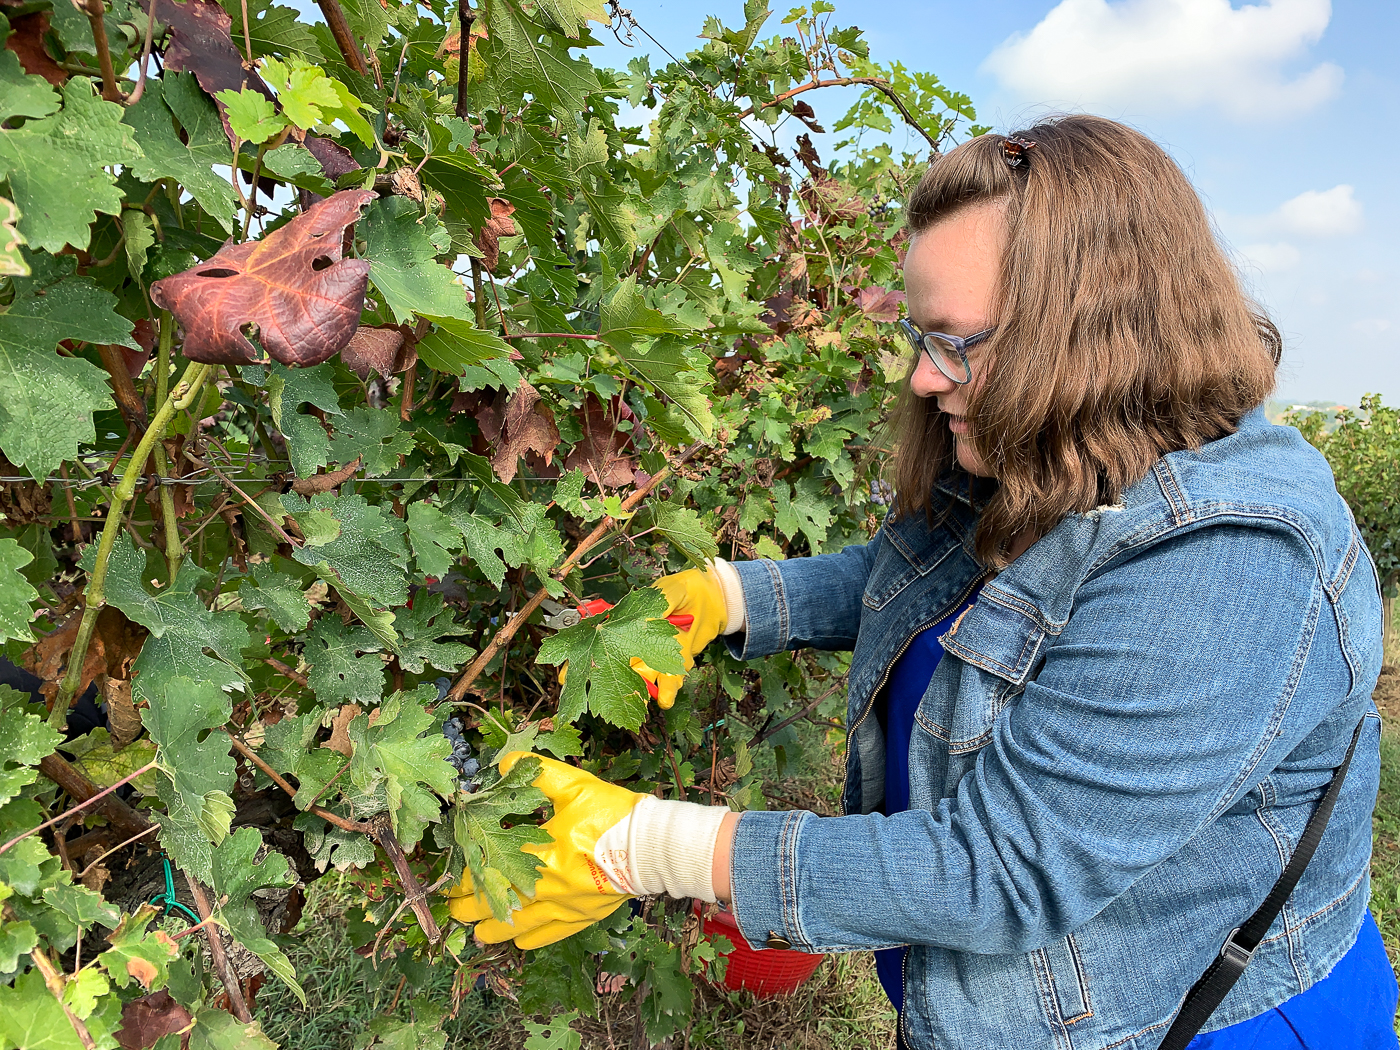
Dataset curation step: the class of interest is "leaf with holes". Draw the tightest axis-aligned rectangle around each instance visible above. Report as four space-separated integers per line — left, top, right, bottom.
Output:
329 405 415 477
303 616 385 704
346 685 455 847
150 189 375 366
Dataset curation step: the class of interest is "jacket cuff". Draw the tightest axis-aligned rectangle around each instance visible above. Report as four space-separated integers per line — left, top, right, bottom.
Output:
710 557 747 636
721 559 789 660
728 809 814 952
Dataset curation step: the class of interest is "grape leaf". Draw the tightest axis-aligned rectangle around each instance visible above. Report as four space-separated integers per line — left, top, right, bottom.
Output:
453 755 551 920
258 710 346 809
150 189 375 366
313 563 397 651
294 810 375 872
40 875 120 930
444 505 524 591
0 48 59 122
647 501 717 568
210 829 304 1004
346 685 454 847
303 616 385 704
522 1011 583 1050
265 361 342 479
217 0 323 63
0 684 59 807
238 562 311 633
283 491 410 607
0 968 87 1049
96 534 251 701
534 0 606 37
774 476 833 551
481 0 598 120
0 77 143 252
415 314 516 380
328 405 415 477
0 539 36 644
62 729 158 794
124 75 238 235
393 592 474 674
0 918 37 975
215 86 287 144
141 677 236 881
179 1003 280 1050
154 0 278 143
536 588 684 731
0 196 26 277
363 197 473 324
98 905 179 991
406 501 460 578
0 251 136 479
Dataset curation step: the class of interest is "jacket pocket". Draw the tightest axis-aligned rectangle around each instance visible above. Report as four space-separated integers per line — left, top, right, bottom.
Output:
1032 934 1093 1027
862 517 962 612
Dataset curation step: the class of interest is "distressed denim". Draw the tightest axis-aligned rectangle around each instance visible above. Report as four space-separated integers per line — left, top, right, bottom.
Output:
723 409 1384 1050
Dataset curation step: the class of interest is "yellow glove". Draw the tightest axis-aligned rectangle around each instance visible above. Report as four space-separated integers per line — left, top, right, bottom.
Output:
448 751 642 949
447 751 730 950
631 566 729 709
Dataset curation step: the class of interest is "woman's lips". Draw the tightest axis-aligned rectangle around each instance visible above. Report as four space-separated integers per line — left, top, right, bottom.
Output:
945 414 970 436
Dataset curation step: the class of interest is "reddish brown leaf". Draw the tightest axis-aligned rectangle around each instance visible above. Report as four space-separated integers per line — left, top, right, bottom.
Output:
291 456 361 495
25 607 148 706
789 100 825 134
564 394 636 489
150 189 376 367
103 675 143 750
489 382 559 484
340 325 408 380
323 703 359 756
855 285 906 323
4 11 66 86
118 990 192 1050
153 0 276 143
303 136 362 181
474 197 518 272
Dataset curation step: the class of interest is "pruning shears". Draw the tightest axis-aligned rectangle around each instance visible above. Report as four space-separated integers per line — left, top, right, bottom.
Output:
540 598 694 701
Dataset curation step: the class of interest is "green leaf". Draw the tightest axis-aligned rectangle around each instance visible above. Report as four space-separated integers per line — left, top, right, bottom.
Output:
329 406 415 477
182 1003 281 1050
218 0 324 64
536 588 684 731
0 78 144 252
415 314 516 380
314 563 398 651
40 875 121 930
61 729 158 794
261 143 332 194
0 49 59 123
0 252 131 479
211 828 304 1005
393 592 474 674
238 562 312 633
214 86 288 145
774 476 833 551
96 534 251 700
0 539 37 642
406 501 460 579
481 0 599 120
261 57 341 131
259 711 347 809
304 617 385 704
124 210 156 281
599 276 692 348
295 810 375 871
533 0 607 37
522 1012 583 1050
0 685 57 807
141 677 236 882
98 904 179 990
0 918 36 974
265 362 342 479
363 197 473 323
284 491 410 608
648 501 718 568
0 967 88 1049
453 755 551 920
445 505 523 591
347 685 455 846
60 967 109 1021
126 76 238 234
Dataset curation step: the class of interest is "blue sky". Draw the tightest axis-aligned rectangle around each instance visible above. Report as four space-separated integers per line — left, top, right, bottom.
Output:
583 0 1397 406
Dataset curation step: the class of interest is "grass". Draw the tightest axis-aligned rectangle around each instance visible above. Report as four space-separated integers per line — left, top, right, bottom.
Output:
255 668 1400 1049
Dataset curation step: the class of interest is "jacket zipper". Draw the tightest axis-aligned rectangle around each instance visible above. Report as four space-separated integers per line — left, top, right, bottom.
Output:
840 567 993 816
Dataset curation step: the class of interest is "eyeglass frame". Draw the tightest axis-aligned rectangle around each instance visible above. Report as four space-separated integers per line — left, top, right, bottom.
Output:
896 319 996 385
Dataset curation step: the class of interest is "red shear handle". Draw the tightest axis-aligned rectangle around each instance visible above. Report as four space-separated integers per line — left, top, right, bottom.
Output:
575 599 694 701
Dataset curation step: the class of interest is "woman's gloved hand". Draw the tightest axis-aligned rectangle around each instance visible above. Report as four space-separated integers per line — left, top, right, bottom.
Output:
447 752 730 949
630 564 731 709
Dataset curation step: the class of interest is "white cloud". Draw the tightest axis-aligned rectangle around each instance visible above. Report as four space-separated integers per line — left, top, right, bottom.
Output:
1351 318 1392 336
1238 241 1301 272
982 0 1342 121
1273 185 1362 236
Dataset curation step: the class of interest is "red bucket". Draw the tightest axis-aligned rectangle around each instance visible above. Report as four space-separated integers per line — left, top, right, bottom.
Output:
693 901 825 997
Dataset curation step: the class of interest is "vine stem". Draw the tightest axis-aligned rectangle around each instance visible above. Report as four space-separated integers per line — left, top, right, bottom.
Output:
0 762 157 858
315 0 369 75
736 76 940 151
183 873 253 1022
498 332 601 342
445 440 706 704
153 314 182 583
224 732 366 834
81 0 123 104
49 355 213 730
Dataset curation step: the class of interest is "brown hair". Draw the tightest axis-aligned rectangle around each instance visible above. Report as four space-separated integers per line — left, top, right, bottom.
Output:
892 115 1280 566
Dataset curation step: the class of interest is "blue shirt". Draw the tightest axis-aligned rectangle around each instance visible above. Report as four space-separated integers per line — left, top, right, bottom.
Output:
872 596 1397 1048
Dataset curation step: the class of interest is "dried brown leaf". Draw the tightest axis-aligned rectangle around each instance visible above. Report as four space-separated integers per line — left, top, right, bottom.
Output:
151 189 376 367
117 989 192 1050
489 382 559 484
563 394 635 489
474 197 517 272
25 607 147 705
291 456 361 495
854 285 906 323
340 325 407 380
103 676 143 750
323 702 360 756
4 11 66 86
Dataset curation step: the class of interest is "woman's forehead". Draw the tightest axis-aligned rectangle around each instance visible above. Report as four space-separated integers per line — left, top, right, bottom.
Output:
903 205 1006 329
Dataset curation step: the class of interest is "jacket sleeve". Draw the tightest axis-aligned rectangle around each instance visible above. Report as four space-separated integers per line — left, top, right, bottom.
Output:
726 523 1377 955
721 539 880 659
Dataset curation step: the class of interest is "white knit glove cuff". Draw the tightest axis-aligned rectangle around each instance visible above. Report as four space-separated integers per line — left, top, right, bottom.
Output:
710 557 747 636
593 796 730 902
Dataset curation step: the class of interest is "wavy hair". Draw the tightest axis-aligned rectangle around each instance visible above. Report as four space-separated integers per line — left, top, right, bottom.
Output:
891 115 1280 566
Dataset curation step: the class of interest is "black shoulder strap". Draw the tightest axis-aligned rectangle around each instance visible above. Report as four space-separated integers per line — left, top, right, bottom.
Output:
1157 717 1367 1050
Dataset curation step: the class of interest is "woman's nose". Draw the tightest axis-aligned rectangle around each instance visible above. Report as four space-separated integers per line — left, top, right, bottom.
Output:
909 352 958 399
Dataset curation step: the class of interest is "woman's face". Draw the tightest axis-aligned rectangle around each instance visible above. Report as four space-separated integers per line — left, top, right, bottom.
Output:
902 203 1006 477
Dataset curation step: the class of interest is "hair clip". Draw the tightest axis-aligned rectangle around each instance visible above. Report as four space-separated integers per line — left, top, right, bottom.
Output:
1001 136 1038 168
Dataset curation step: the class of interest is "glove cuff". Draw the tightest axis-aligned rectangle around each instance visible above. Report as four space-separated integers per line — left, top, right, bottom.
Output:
710 558 747 636
594 796 731 902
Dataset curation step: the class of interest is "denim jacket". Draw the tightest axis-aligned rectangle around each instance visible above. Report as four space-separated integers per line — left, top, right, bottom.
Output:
723 410 1384 1050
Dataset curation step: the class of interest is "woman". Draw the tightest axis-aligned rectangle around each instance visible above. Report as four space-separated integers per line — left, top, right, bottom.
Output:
451 116 1397 1049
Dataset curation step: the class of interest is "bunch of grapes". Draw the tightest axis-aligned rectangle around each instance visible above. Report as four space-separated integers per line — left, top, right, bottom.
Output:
442 717 481 792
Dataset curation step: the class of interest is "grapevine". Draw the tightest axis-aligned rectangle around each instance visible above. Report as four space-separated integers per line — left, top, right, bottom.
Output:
0 0 989 1044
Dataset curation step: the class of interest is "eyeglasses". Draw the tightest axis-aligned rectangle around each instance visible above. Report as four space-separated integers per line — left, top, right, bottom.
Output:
896 320 996 385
